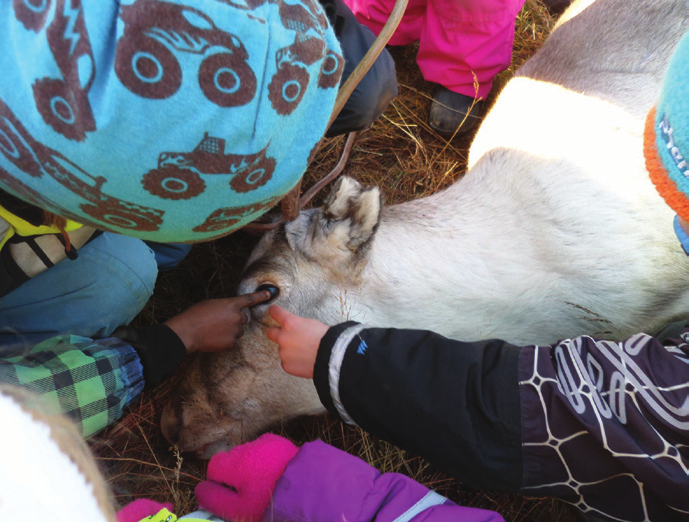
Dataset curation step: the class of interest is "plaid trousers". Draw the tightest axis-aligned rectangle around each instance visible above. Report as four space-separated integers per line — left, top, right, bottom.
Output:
0 336 144 437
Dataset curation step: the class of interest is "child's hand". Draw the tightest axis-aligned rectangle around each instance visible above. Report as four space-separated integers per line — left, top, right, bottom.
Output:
116 499 173 522
266 305 328 379
164 291 271 354
195 433 298 522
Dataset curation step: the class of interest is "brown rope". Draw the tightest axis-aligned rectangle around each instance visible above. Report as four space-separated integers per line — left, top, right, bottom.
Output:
243 131 357 232
243 0 409 233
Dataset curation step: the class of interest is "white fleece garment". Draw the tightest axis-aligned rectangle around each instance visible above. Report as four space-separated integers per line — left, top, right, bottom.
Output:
0 393 107 522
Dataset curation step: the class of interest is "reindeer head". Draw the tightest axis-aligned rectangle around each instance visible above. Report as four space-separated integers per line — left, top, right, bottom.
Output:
161 177 382 456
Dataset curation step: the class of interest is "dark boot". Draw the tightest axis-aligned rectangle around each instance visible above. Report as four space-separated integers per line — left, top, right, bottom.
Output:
542 0 573 14
428 85 483 138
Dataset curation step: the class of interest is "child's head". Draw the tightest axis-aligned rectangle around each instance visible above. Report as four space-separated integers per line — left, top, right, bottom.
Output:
0 385 117 522
0 1 343 243
645 32 689 224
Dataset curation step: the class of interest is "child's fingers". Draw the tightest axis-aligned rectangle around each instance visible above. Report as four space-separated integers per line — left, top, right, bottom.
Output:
233 290 271 309
268 304 291 326
268 305 309 339
266 325 280 344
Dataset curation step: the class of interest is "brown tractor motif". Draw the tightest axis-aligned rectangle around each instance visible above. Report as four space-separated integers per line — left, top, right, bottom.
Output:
0 98 163 232
13 0 98 142
115 0 257 107
142 133 276 200
192 195 280 234
267 0 343 115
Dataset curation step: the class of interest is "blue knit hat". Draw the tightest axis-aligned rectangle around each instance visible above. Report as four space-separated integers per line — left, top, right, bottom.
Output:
0 0 343 242
645 32 689 222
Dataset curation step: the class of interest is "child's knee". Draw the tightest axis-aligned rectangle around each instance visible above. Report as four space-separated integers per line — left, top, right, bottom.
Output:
145 241 193 272
0 234 159 343
92 234 158 298
80 234 158 328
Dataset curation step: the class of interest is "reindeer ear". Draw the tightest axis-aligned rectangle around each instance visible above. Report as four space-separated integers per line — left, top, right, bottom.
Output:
322 177 382 251
283 177 382 259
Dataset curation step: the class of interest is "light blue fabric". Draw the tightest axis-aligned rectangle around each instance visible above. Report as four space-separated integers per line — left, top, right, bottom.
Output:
0 232 158 346
145 241 193 271
0 0 343 242
654 32 689 198
673 214 689 255
180 510 224 521
392 491 447 522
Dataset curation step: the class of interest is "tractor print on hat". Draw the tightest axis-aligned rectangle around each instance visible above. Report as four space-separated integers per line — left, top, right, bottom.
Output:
13 0 97 142
1 0 343 241
142 133 277 200
0 98 164 232
192 195 281 234
268 0 344 115
115 0 257 107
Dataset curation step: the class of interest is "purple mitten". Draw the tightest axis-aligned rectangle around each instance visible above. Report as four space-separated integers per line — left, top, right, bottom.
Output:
195 433 298 522
116 498 173 522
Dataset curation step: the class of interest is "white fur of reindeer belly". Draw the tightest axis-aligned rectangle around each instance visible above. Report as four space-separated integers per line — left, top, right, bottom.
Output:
338 79 689 345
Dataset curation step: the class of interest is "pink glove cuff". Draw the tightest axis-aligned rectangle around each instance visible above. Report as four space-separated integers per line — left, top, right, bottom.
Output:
117 498 174 522
195 433 298 522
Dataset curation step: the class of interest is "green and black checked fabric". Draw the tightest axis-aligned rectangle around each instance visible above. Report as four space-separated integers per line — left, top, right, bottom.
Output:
0 335 144 437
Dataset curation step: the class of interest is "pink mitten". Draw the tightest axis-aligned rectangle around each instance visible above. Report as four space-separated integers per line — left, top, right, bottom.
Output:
195 433 299 522
116 498 174 522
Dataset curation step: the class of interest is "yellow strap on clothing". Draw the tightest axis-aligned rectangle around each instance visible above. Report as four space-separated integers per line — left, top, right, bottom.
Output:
0 204 83 249
140 508 215 522
139 508 178 522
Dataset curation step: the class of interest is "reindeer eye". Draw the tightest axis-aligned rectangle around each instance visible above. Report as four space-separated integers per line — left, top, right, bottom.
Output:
256 283 280 303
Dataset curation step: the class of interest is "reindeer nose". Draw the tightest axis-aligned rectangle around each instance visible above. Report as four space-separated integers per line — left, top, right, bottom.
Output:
255 283 279 303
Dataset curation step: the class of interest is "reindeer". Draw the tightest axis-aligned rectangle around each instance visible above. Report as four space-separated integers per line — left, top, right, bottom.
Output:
161 0 689 457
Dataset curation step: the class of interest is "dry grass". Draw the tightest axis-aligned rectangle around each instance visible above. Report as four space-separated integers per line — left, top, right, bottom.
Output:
93 2 579 520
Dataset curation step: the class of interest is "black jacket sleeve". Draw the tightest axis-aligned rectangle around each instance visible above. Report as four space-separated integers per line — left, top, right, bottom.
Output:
313 323 524 492
314 321 689 521
112 324 187 389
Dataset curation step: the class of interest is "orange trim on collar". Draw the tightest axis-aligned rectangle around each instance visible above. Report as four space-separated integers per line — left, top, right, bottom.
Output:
644 106 689 223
